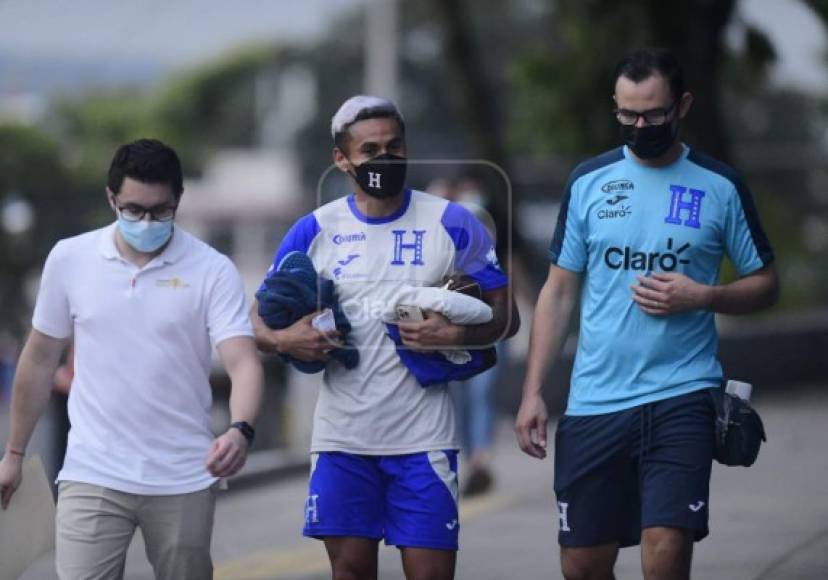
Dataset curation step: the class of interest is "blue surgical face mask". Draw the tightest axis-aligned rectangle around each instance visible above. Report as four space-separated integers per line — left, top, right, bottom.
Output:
117 215 174 253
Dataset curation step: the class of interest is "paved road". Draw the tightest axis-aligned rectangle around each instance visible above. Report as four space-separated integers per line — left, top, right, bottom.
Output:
21 385 828 579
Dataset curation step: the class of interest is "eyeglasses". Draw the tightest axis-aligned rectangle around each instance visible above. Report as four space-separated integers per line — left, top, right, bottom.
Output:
116 203 177 222
614 101 677 126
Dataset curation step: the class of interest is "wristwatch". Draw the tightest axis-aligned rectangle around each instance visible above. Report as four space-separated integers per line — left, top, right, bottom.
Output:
229 421 255 445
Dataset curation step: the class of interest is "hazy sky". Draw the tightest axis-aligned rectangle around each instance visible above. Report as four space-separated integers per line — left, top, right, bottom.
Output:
0 0 825 94
739 0 828 94
0 0 362 65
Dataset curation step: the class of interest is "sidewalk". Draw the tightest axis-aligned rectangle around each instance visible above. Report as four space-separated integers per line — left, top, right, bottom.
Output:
17 384 828 579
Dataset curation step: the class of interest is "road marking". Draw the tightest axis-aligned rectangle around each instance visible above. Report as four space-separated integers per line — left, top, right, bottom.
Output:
214 490 524 579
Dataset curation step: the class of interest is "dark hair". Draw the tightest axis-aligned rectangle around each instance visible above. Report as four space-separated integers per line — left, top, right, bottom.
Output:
613 48 685 101
333 107 406 153
107 138 184 199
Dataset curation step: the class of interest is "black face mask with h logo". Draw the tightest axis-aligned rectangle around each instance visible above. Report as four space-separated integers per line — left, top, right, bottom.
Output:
350 153 407 199
620 119 679 160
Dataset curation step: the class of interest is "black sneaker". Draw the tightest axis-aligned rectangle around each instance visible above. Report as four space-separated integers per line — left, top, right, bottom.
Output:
462 467 494 497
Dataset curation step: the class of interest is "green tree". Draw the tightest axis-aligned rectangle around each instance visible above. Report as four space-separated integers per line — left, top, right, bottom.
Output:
50 43 291 187
0 124 93 335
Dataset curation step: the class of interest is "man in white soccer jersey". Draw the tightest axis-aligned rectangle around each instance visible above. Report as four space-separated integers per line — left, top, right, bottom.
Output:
0 139 264 580
252 96 519 579
515 49 779 580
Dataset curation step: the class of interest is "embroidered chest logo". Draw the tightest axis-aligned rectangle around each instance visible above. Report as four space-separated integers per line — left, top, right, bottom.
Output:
598 194 632 220
332 232 366 245
333 254 360 280
155 277 189 289
601 179 634 195
391 230 426 266
664 185 705 229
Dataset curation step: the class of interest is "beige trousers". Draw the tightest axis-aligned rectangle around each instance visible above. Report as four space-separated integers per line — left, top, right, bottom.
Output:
55 481 217 580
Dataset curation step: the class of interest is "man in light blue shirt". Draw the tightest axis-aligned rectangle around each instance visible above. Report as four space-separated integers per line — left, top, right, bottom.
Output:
515 48 779 580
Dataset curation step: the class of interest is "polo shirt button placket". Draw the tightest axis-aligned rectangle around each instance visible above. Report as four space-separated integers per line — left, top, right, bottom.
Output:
127 265 140 297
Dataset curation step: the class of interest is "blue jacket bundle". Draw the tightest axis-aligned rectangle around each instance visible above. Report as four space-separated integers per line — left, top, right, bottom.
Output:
256 251 358 373
385 324 497 387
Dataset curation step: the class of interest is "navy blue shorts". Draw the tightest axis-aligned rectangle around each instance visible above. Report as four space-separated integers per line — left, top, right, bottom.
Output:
554 388 715 548
303 450 460 551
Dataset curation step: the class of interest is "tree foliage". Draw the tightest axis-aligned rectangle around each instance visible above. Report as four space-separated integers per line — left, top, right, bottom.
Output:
0 124 88 334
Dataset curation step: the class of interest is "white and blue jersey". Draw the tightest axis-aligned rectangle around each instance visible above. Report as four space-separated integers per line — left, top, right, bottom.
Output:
550 145 774 415
263 189 507 454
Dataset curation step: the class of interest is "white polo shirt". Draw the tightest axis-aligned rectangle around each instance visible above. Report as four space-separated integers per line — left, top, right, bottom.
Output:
32 223 253 495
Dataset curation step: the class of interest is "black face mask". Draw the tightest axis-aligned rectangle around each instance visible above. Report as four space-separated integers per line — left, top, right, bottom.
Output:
350 153 407 199
620 119 679 159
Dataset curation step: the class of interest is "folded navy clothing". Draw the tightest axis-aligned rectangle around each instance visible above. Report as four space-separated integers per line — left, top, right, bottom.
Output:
385 323 496 387
256 252 358 373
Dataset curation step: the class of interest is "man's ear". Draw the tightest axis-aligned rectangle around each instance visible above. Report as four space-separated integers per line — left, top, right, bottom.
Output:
678 91 693 120
105 187 117 211
333 147 351 173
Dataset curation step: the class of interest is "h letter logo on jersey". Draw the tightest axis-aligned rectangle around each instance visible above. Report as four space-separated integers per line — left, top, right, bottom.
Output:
664 185 705 229
368 171 381 189
557 501 571 532
305 494 320 524
391 230 426 266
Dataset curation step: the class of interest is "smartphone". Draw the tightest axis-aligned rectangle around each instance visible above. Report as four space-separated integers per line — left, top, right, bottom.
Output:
395 304 425 322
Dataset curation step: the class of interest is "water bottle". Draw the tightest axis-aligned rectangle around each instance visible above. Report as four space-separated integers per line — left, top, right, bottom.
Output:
725 380 753 402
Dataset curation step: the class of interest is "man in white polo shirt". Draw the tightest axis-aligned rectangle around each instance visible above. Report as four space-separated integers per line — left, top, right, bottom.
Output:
0 139 264 579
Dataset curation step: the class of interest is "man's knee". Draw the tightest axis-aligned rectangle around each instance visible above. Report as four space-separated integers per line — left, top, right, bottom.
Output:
642 527 692 580
331 559 377 580
561 545 617 580
327 543 378 580
401 547 456 580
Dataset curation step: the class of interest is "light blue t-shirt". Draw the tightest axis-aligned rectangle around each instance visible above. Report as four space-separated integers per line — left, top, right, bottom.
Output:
549 145 774 415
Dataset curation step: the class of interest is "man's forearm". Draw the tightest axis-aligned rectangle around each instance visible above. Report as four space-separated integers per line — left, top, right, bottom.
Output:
462 300 519 347
708 266 779 315
461 288 520 347
7 333 66 452
522 278 577 397
227 353 264 426
250 302 283 354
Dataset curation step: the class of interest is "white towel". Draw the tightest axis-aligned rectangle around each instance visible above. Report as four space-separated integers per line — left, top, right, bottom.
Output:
384 286 493 365
383 286 493 324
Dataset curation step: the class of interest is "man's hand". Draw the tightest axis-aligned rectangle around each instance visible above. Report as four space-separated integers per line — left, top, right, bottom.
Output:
514 392 549 460
277 312 341 362
397 311 464 350
631 272 712 316
206 428 249 478
0 452 24 509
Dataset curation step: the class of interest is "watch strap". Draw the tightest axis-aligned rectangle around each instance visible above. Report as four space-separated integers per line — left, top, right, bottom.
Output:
229 421 255 445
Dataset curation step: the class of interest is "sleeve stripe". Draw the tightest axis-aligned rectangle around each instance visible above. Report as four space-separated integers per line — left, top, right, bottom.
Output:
548 183 573 264
733 179 774 266
549 147 625 263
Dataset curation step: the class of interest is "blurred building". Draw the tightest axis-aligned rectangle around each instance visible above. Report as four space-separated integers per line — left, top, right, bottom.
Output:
177 149 306 294
176 148 320 454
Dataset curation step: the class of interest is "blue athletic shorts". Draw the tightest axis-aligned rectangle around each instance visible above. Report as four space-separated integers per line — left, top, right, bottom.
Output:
303 450 460 550
554 388 715 548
